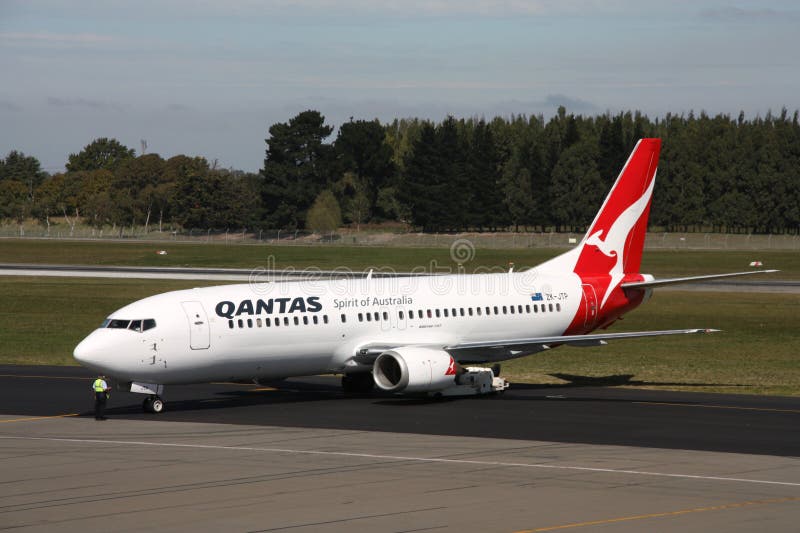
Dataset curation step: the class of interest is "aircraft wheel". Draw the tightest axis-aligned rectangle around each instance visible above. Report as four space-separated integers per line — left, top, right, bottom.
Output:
143 396 165 413
151 397 165 413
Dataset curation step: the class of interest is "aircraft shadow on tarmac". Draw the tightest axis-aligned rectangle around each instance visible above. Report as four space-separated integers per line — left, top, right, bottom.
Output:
536 373 746 389
89 373 750 418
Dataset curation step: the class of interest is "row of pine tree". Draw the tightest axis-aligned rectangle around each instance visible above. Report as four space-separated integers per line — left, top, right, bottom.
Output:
2 107 799 234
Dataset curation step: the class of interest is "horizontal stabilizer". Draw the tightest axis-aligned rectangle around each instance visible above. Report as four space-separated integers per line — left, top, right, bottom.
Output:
621 270 779 290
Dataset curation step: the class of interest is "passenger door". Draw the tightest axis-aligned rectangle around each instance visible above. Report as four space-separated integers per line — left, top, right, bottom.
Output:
182 301 211 350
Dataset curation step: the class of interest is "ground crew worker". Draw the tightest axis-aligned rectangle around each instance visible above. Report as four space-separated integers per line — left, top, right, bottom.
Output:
93 375 110 420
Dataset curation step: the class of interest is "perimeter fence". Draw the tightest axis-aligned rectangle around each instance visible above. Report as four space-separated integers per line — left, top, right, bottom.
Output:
1 224 799 251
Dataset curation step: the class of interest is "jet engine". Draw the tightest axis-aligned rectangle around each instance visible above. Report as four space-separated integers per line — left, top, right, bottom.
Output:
373 347 456 393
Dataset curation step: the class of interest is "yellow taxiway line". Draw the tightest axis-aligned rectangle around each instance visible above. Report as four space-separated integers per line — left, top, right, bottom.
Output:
0 374 91 380
0 413 79 424
514 496 800 532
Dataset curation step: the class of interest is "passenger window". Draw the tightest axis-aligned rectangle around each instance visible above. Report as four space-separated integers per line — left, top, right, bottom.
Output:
303 316 309 325
494 306 499 315
452 308 457 317
408 310 414 319
228 320 234 329
444 309 449 318
476 307 482 316
143 319 156 331
534 304 538 313
383 311 388 321
358 313 363 322
238 319 244 328
549 304 554 312
435 309 440 318
399 310 404 320
294 317 299 325
502 306 508 314
323 315 329 324
509 306 515 314
525 305 531 313
275 318 280 327
427 309 432 318
556 303 561 312
340 313 346 323
247 319 253 328
374 312 379 321
485 307 490 315
460 308 465 316
257 318 262 327
266 317 271 327
468 308 473 316
366 313 372 322
518 305 523 313
283 317 289 326
313 315 319 324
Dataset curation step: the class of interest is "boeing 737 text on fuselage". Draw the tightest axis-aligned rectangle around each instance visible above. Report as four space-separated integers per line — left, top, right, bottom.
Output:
74 139 776 413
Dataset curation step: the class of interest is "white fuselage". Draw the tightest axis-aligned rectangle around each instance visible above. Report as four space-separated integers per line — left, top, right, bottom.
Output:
74 270 583 385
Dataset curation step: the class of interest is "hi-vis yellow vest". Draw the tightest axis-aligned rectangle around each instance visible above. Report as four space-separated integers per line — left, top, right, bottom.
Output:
93 379 106 393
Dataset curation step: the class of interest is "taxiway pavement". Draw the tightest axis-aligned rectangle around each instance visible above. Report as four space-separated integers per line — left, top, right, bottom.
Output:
1 366 799 532
0 263 795 292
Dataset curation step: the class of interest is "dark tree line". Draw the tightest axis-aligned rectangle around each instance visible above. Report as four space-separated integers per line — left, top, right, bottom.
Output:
2 107 799 234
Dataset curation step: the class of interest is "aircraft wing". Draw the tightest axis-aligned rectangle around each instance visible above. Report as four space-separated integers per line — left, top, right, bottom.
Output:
356 328 718 365
621 269 778 289
443 328 718 362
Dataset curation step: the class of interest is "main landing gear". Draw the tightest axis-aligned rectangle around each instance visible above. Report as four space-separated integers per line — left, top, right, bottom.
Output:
143 395 165 413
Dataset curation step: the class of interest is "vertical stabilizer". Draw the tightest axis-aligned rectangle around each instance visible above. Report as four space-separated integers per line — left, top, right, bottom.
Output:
538 139 661 307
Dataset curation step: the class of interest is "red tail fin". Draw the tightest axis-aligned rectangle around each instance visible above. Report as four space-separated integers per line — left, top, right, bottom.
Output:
575 138 660 277
538 139 660 312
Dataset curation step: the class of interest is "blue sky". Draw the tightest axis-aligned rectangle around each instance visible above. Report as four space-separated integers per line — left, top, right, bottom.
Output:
1 0 798 172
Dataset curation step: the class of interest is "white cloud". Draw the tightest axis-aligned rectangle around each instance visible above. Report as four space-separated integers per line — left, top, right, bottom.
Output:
699 7 799 22
47 97 124 111
0 32 113 44
37 0 622 18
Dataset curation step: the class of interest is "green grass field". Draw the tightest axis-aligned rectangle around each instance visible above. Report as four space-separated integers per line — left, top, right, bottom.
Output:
0 239 796 278
0 239 797 396
0 276 797 396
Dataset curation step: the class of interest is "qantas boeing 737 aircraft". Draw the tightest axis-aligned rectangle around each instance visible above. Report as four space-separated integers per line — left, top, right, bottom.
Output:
74 139 775 412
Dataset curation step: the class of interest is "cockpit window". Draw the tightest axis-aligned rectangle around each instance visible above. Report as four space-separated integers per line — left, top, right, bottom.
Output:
104 318 156 331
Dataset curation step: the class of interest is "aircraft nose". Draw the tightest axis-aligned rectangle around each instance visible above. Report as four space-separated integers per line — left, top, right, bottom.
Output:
73 333 102 369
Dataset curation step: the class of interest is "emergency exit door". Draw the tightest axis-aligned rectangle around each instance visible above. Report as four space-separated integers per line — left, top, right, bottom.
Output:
182 301 210 350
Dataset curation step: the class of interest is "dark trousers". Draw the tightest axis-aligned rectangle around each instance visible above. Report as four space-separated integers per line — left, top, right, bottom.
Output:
94 393 107 419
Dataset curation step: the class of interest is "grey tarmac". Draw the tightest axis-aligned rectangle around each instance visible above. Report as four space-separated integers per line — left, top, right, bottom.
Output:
0 366 799 532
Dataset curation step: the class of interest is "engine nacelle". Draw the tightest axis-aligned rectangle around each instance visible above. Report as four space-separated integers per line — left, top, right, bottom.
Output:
373 347 456 393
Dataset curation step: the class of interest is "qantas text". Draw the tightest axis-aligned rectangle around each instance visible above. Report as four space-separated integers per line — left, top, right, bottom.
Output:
215 297 322 319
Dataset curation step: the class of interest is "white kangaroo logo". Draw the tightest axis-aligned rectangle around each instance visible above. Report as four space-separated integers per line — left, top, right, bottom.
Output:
585 176 656 309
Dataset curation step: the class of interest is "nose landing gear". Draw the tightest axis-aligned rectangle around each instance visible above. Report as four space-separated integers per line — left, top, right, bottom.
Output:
143 395 165 413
